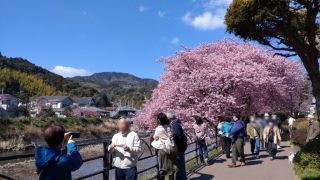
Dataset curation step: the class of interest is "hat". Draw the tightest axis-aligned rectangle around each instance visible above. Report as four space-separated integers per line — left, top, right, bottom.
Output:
264 113 270 117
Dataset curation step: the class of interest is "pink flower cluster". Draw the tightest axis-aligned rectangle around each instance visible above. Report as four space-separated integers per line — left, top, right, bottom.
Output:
135 40 304 128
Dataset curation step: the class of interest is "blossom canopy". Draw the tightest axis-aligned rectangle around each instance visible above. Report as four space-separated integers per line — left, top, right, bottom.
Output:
135 41 304 128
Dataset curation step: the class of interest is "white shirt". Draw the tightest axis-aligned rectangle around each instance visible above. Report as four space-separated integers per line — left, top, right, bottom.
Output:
108 131 141 169
288 117 296 126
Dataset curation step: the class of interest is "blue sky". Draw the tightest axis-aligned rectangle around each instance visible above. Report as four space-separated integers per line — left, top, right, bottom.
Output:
0 0 234 79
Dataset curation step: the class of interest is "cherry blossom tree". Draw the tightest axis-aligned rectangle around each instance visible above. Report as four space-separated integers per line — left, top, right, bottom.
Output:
135 40 304 128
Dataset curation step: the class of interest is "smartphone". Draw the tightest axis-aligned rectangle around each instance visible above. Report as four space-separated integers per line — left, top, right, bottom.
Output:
70 132 81 138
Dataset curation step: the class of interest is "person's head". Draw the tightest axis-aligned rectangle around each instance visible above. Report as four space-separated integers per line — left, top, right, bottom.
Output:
118 117 131 133
195 116 204 125
250 115 256 123
43 123 66 148
217 116 224 123
165 111 176 120
268 120 275 127
271 114 277 120
232 113 241 121
225 117 232 123
157 112 170 125
264 113 270 120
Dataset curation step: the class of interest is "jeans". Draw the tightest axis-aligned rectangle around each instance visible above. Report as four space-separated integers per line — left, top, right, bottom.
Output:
232 138 245 164
222 136 232 158
115 167 137 180
175 153 186 180
197 139 209 163
250 137 260 156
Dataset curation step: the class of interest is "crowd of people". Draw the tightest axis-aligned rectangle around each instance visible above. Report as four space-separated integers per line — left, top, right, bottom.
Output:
34 111 289 180
216 113 283 168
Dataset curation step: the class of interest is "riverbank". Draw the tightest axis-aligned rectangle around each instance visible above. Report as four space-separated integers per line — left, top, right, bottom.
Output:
0 117 117 152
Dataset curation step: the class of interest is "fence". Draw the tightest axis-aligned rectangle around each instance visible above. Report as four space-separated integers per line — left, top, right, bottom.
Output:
0 128 222 180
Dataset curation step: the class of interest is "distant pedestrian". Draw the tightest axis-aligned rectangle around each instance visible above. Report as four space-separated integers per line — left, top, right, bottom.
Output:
288 116 295 138
263 120 281 160
167 111 188 180
35 123 83 180
220 117 233 159
193 116 209 165
246 115 261 159
108 118 141 180
228 113 246 168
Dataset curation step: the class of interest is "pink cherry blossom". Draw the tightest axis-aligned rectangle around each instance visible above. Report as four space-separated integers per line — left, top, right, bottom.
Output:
134 40 304 128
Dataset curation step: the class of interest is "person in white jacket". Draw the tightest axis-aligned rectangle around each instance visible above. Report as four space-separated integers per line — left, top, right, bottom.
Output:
151 113 175 153
108 118 141 180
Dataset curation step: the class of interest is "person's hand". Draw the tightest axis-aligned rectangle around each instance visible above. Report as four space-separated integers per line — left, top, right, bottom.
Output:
124 145 130 152
110 143 116 149
64 132 71 140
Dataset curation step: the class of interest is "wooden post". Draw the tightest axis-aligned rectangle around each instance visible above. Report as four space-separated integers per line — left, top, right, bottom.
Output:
102 141 109 180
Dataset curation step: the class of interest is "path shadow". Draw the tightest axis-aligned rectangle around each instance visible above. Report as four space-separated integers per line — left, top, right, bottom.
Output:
209 158 227 165
259 154 270 159
189 172 215 180
245 160 263 166
275 156 288 160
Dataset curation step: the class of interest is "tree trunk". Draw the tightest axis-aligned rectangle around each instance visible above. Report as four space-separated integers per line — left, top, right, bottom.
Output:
309 75 320 130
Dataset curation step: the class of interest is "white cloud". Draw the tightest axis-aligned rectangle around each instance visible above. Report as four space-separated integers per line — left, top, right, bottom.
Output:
182 11 224 30
158 10 166 18
51 65 92 78
183 0 231 31
203 0 232 9
170 37 179 45
138 6 147 13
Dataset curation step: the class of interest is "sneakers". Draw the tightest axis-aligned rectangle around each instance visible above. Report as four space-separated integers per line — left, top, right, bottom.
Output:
255 155 260 159
240 162 246 166
204 158 208 166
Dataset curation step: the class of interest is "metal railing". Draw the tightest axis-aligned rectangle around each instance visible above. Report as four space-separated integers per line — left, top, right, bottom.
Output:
0 128 222 180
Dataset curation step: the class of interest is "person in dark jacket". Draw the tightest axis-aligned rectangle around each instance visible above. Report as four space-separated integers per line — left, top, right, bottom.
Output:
35 123 83 180
167 111 187 180
228 114 246 168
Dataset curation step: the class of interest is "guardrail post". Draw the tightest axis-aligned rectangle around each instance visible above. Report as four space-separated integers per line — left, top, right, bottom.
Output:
103 141 109 180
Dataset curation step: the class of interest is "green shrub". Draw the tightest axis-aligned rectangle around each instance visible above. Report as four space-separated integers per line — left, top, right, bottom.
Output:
294 136 320 180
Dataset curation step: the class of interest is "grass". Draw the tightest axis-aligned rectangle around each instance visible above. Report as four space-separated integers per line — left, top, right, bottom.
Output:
186 147 222 171
138 146 222 180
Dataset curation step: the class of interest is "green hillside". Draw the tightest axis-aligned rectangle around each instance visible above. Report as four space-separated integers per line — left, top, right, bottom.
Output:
0 54 99 102
0 54 157 107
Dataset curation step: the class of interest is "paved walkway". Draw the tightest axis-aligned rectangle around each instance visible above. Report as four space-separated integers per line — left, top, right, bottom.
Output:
190 141 296 180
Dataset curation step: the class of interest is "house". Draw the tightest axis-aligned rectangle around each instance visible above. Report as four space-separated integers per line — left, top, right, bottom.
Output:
0 94 18 117
72 106 109 118
74 97 95 107
29 96 74 118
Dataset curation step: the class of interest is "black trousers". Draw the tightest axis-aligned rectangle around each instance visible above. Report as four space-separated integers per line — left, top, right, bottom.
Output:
222 136 232 158
267 141 277 157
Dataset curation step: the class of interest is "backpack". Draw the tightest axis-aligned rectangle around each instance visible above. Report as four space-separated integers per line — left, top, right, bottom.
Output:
180 132 188 153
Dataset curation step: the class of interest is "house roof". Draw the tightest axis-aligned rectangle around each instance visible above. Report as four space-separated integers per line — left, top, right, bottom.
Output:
38 96 72 102
0 94 17 101
76 97 94 105
74 106 106 112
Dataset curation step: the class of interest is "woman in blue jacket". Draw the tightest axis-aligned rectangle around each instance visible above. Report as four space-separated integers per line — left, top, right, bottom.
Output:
35 123 83 180
220 117 233 159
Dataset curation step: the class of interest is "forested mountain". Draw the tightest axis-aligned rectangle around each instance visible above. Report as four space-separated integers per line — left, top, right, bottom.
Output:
0 54 99 102
0 54 158 107
72 73 158 107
